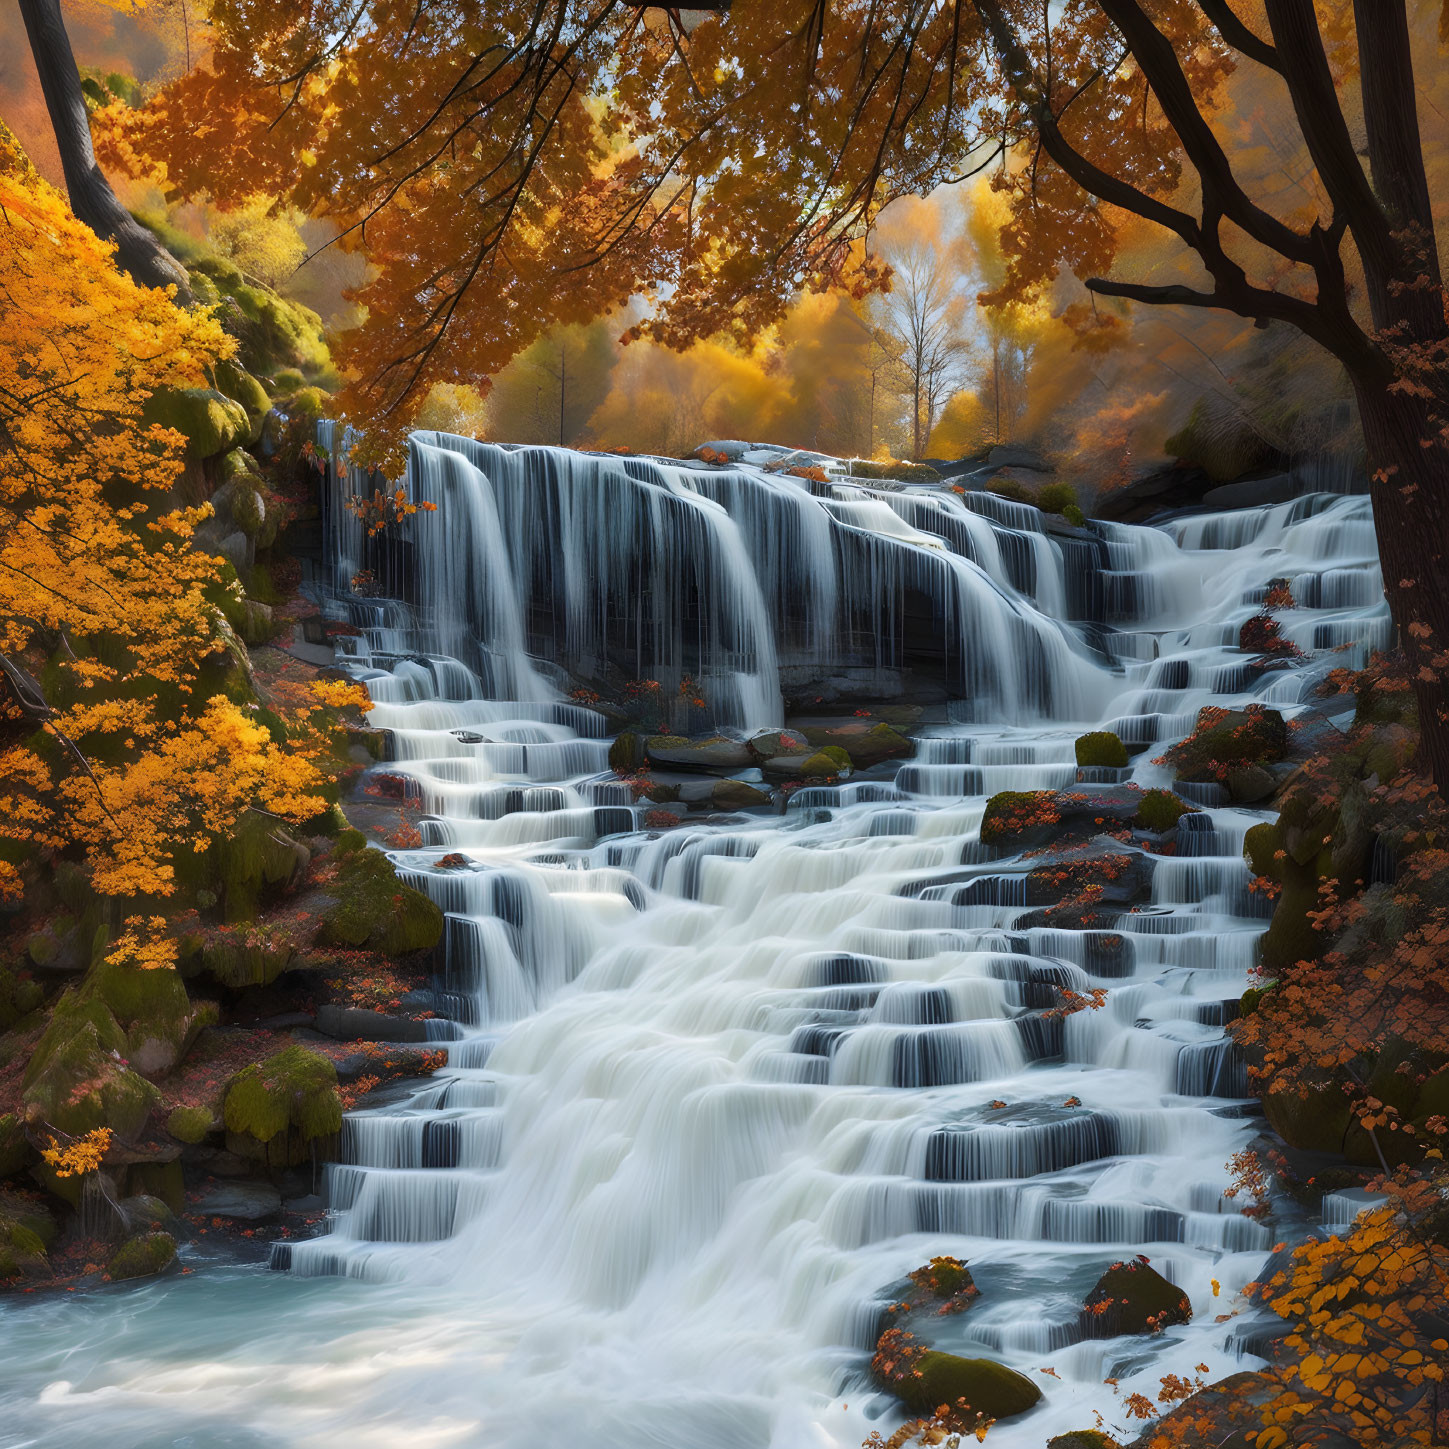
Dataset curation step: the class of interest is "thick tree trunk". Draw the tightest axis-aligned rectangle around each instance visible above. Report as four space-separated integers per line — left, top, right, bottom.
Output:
18 0 191 298
1355 376 1449 795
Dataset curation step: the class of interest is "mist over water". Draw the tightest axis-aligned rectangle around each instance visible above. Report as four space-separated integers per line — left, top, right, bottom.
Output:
0 439 1390 1449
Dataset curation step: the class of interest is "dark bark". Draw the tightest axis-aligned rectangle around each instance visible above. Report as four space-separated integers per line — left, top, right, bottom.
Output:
18 0 191 298
1356 381 1449 792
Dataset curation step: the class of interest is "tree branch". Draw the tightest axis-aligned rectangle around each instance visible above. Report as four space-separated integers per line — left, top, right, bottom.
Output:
1197 0 1280 71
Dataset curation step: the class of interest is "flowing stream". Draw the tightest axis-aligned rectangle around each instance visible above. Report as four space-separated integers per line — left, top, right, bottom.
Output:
0 439 1389 1449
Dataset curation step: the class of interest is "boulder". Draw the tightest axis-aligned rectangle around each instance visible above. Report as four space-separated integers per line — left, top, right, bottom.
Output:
1075 731 1128 768
1167 706 1288 783
746 729 810 761
1093 462 1214 524
223 1045 342 1166
800 720 914 769
191 1178 283 1222
645 736 754 771
1202 473 1297 511
315 1004 429 1043
1049 1434 1120 1449
988 444 1052 473
887 1352 1042 1421
315 841 443 955
107 1230 176 1282
711 779 771 810
1226 763 1278 803
1081 1260 1191 1337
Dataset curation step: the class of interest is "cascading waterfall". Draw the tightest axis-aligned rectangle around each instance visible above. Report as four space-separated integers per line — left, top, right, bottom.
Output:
0 440 1391 1449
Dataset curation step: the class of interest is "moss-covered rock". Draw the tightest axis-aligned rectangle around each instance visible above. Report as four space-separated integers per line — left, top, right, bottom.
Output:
797 749 850 779
166 1104 216 1145
213 359 270 438
1037 481 1079 515
195 934 297 990
887 1352 1042 1420
1081 1260 1191 1336
90 961 196 1076
1168 707 1288 783
711 779 770 810
142 387 251 461
0 1208 49 1282
127 1159 185 1213
0 1113 30 1177
22 1012 159 1140
213 813 308 921
107 1230 176 1282
1048 1434 1119 1449
1075 731 1128 768
316 845 443 956
980 790 1061 848
609 732 644 772
0 960 45 1030
1136 789 1193 833
224 1045 342 1165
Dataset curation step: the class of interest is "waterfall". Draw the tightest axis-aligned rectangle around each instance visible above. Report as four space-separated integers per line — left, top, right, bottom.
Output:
0 442 1389 1449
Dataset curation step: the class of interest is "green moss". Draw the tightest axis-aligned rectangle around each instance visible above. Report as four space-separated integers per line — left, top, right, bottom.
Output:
609 733 644 771
819 745 853 770
1168 706 1288 783
232 484 266 537
197 935 297 989
224 1045 342 1163
1075 731 1128 768
1062 503 1087 528
166 1105 215 1144
1238 984 1273 1018
23 1017 159 1139
189 257 333 380
888 1352 1042 1420
273 368 306 394
107 1231 176 1282
0 1210 48 1280
1048 1433 1119 1449
1244 821 1284 879
1136 789 1193 833
316 846 443 955
799 750 847 778
1082 1261 1192 1336
142 387 251 461
214 813 305 921
1037 482 1079 515
127 1159 185 1213
213 359 270 435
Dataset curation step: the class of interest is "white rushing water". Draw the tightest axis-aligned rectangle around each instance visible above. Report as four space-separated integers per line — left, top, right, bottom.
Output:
0 440 1390 1449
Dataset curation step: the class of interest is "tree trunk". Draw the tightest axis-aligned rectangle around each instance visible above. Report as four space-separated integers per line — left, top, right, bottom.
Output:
1354 375 1449 795
19 0 191 298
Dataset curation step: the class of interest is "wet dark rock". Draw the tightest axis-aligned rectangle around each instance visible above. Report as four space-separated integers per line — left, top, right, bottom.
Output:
315 1005 429 1043
1202 472 1297 511
192 1178 282 1222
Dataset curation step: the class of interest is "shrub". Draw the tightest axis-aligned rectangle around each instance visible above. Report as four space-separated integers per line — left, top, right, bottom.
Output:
1037 481 1079 515
1136 788 1193 832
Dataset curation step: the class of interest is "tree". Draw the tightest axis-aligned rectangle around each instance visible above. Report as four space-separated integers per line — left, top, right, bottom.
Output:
874 228 969 458
17 0 189 294
103 3 1449 788
0 122 350 900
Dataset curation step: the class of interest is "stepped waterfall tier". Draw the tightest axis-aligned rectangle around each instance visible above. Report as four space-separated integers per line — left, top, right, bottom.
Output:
0 437 1390 1448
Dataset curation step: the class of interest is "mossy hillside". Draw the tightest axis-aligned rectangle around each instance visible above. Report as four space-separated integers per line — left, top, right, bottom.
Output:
1075 730 1128 768
887 1352 1042 1420
212 812 309 921
316 844 443 956
107 1231 177 1282
224 1045 342 1163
